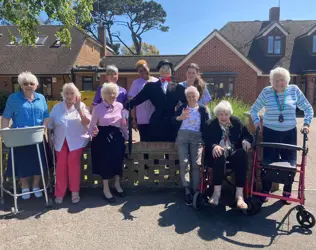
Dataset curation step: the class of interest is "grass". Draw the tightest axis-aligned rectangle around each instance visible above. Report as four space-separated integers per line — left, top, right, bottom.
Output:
209 97 251 125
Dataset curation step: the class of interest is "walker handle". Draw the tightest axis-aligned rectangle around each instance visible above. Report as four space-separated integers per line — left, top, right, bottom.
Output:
302 130 308 151
253 126 260 150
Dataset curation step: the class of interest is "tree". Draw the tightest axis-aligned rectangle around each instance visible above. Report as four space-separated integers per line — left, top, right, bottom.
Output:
0 0 93 46
119 0 168 55
86 0 169 55
121 42 160 55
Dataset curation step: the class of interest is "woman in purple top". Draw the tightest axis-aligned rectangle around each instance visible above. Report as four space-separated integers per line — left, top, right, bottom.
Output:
89 83 128 203
128 60 158 141
90 65 127 111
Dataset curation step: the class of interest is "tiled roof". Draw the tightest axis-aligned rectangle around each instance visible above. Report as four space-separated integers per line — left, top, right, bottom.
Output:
220 20 316 74
100 55 186 72
0 25 112 75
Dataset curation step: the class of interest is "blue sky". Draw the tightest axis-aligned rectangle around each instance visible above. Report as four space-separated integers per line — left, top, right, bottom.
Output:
40 0 316 54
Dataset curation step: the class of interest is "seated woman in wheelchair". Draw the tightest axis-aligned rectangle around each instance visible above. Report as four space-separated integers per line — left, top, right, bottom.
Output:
203 101 253 209
250 67 313 204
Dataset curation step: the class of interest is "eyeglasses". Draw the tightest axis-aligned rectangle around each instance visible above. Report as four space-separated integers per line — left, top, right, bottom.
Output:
23 82 36 87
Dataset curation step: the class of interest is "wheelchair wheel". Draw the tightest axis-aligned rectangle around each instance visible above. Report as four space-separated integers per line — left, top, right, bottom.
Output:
243 196 262 216
296 209 316 229
193 191 204 210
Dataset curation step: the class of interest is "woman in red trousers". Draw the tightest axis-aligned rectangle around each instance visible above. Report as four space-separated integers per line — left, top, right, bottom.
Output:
48 83 91 204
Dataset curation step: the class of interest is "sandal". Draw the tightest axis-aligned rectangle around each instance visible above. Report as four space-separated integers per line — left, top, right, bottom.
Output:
71 192 80 204
236 196 248 210
55 197 64 204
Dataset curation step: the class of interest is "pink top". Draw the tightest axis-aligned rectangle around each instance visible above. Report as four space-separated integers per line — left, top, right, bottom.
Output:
89 101 128 140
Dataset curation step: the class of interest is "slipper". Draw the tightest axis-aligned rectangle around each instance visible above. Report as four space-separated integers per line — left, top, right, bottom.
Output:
236 196 248 210
32 188 43 198
21 188 30 200
71 192 80 204
55 197 64 204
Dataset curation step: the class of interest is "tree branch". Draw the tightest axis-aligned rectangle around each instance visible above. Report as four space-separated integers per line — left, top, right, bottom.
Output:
112 34 135 55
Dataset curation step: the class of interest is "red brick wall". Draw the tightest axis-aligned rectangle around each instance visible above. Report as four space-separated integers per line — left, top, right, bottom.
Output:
174 36 259 103
75 40 101 66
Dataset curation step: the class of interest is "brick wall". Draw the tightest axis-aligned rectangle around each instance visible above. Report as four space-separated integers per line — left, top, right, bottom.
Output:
75 40 101 66
174 36 259 103
0 76 13 93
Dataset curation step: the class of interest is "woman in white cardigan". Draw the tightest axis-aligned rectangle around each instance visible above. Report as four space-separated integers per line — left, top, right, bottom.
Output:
48 83 91 204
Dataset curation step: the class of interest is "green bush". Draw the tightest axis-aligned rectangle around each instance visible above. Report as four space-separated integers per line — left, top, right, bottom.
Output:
209 97 251 125
0 91 10 115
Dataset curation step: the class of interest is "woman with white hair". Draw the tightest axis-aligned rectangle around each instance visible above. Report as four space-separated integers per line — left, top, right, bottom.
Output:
89 83 128 203
173 86 210 205
203 100 253 209
90 65 127 112
1 71 49 199
250 67 313 204
48 83 91 204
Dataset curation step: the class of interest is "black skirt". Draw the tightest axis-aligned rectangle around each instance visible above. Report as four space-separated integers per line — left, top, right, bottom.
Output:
91 126 126 180
5 138 52 178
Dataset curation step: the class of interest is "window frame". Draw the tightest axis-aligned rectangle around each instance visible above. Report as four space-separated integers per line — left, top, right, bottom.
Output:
12 77 20 92
38 77 53 97
267 36 282 55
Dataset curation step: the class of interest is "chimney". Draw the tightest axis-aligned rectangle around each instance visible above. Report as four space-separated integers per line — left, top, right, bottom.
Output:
269 7 280 22
98 23 106 57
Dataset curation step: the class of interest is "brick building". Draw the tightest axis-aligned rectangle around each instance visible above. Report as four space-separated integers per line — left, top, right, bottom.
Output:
99 7 316 109
0 25 113 100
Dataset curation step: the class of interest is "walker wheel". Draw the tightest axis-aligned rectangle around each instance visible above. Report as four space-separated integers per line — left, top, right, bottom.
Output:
193 191 204 210
46 199 53 209
296 210 316 229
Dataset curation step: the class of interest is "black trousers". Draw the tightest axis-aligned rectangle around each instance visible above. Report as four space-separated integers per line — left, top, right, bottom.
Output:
138 124 150 142
211 148 248 187
261 126 297 193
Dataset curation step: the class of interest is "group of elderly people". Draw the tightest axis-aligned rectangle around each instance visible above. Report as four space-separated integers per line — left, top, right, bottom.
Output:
1 61 313 209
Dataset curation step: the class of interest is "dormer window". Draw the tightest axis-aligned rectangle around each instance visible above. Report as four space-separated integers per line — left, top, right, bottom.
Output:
35 36 47 45
268 36 281 54
313 35 316 53
8 37 21 45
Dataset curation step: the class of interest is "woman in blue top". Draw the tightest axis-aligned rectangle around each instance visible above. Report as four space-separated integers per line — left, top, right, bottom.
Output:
250 67 313 204
1 72 50 200
179 63 212 107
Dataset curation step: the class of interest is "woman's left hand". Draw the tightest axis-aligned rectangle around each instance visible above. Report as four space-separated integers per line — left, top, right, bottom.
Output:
74 96 81 112
301 125 310 134
242 140 251 152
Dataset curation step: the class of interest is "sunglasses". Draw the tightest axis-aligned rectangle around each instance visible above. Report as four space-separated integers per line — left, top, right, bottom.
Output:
23 82 36 87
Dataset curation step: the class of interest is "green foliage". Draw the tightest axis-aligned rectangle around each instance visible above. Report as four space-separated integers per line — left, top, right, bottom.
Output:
121 42 160 55
0 91 10 114
85 0 168 55
1 0 94 47
209 97 251 125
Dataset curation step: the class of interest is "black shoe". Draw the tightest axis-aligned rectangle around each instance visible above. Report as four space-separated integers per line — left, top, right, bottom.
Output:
114 189 126 197
185 193 193 206
103 195 116 203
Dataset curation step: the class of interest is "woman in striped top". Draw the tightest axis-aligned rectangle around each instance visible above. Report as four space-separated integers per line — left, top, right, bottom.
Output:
250 67 314 204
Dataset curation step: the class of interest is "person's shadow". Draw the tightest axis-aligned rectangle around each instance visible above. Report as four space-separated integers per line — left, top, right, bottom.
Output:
0 187 124 220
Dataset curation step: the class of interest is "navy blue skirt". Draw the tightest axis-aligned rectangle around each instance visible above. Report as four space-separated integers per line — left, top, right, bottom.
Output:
5 139 52 178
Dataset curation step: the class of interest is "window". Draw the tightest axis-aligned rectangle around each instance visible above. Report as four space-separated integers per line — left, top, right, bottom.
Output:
8 37 21 45
12 77 20 92
205 77 234 100
82 77 93 90
268 36 281 54
313 35 316 53
36 36 47 45
51 38 62 48
38 77 52 97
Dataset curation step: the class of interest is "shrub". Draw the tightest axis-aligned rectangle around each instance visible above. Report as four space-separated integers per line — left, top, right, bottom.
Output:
209 97 251 125
0 91 10 115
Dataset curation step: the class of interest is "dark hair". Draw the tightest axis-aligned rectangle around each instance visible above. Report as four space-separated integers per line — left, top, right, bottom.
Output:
186 63 206 100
